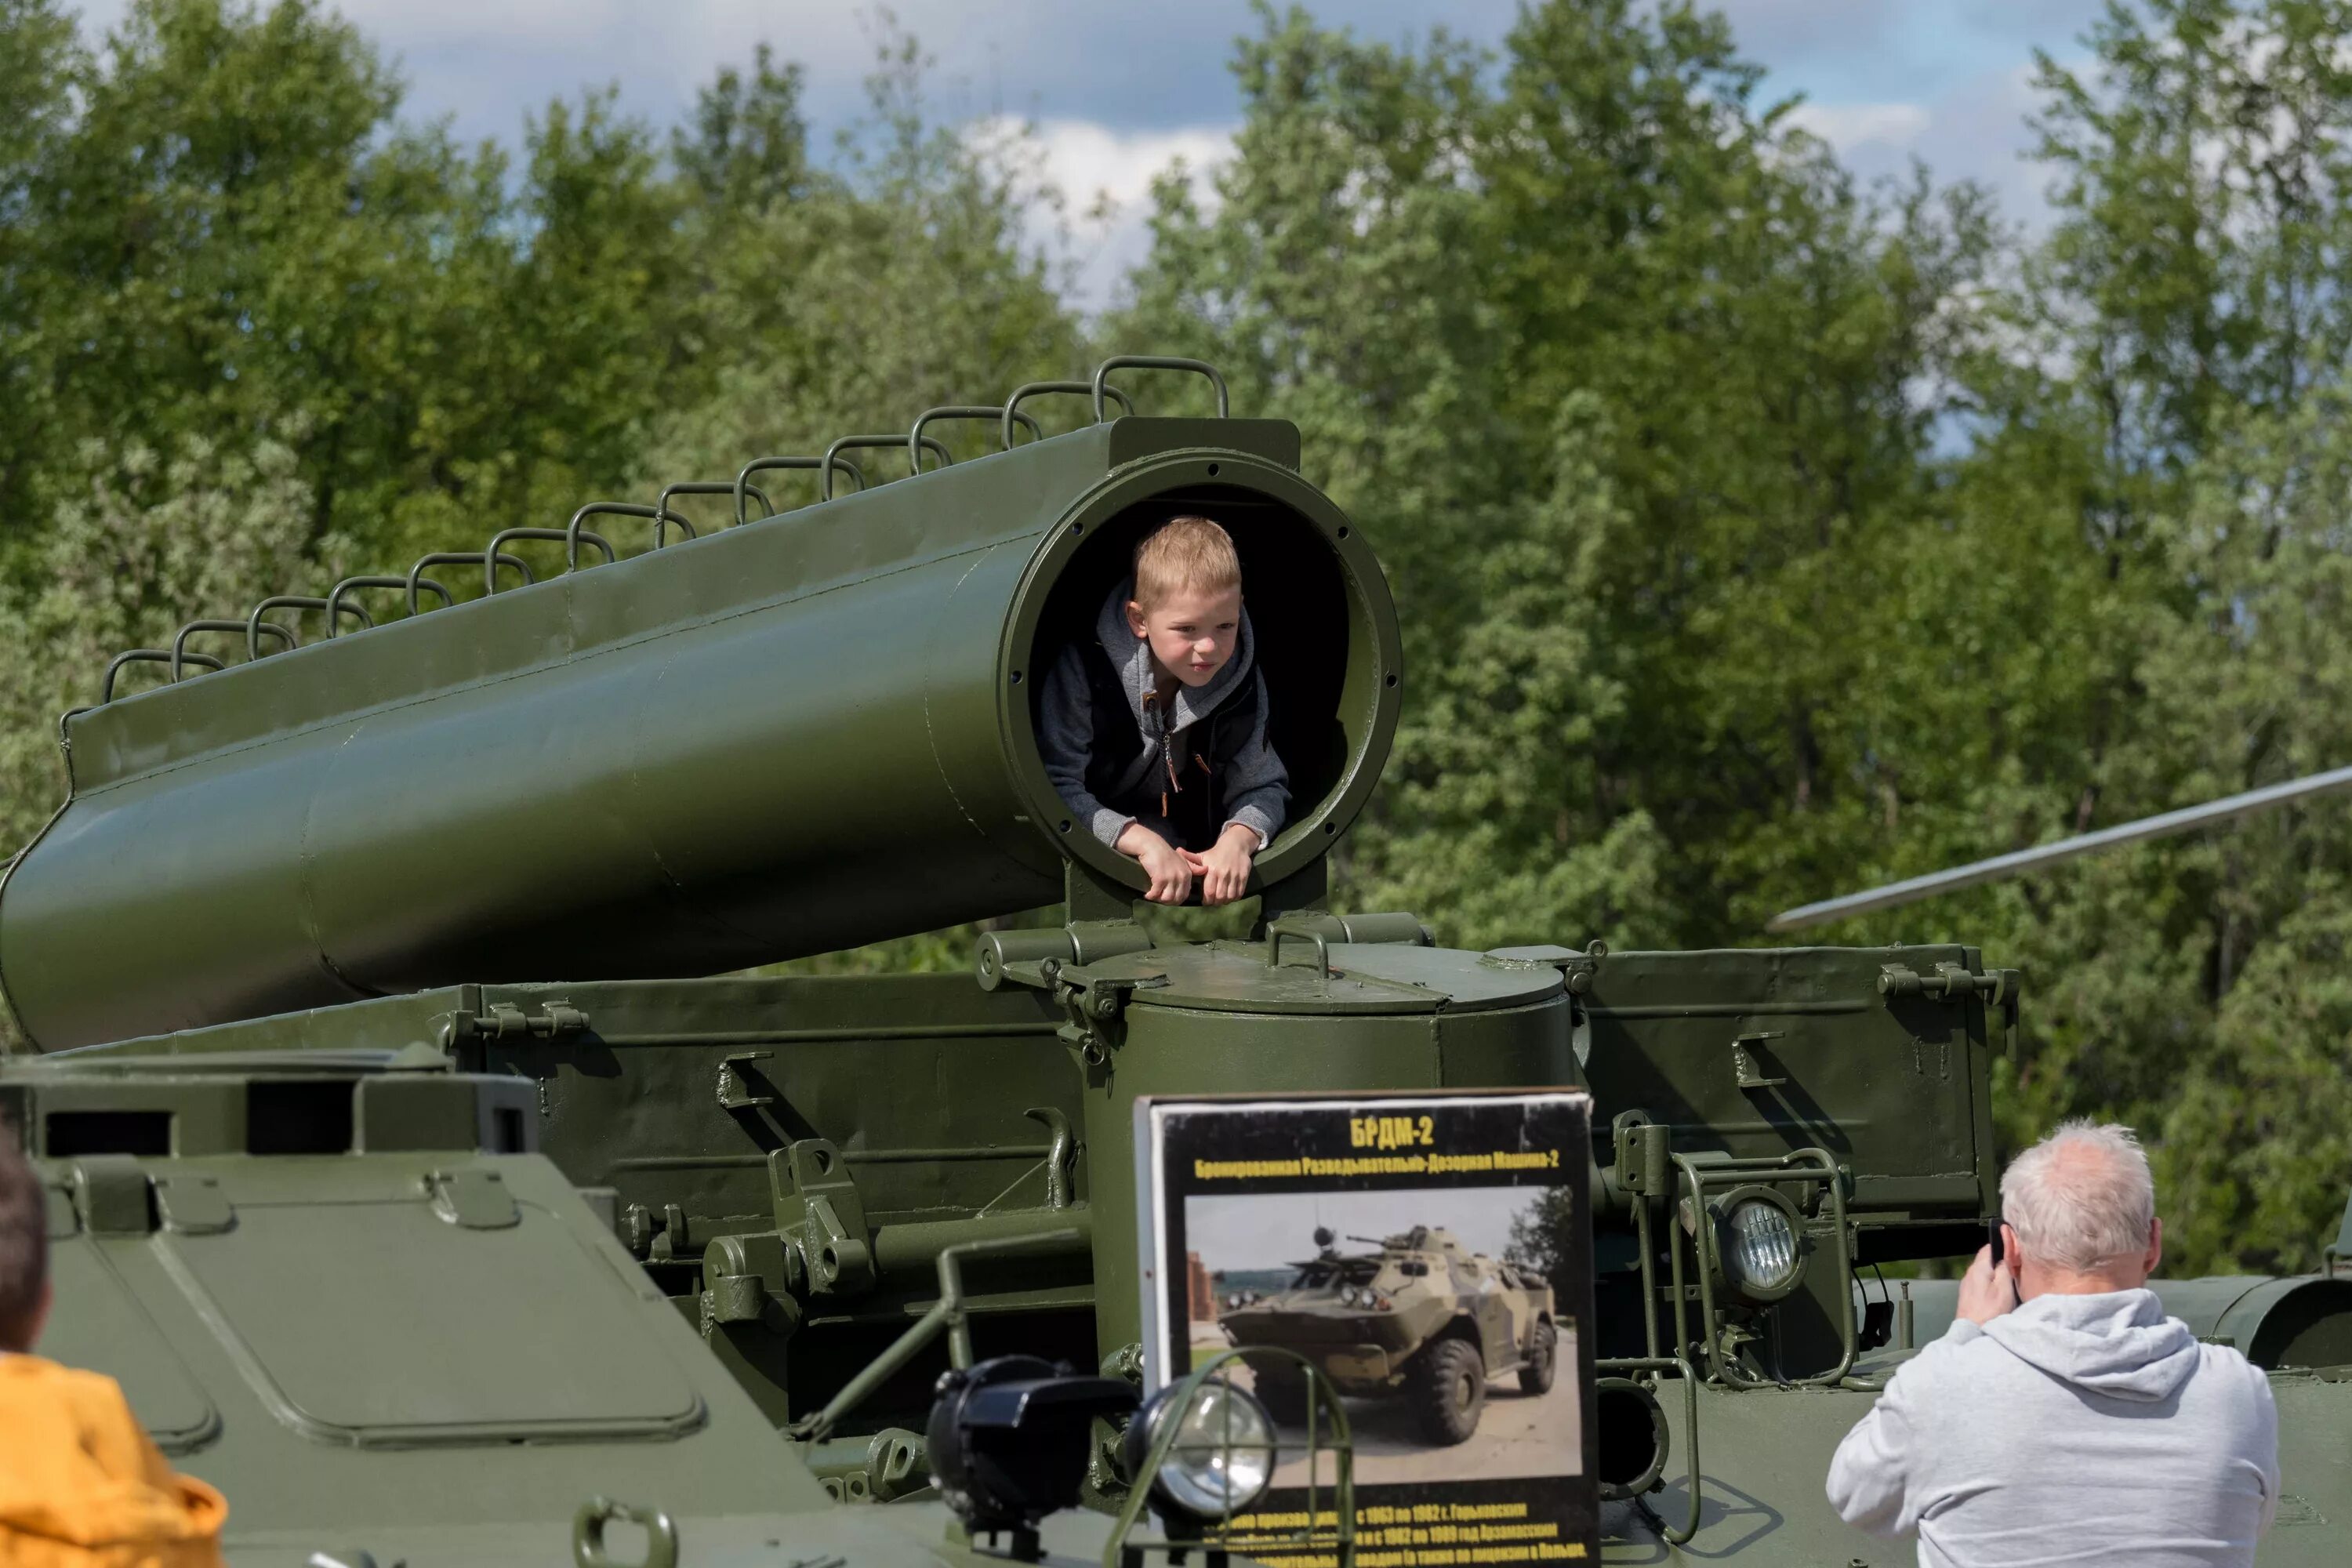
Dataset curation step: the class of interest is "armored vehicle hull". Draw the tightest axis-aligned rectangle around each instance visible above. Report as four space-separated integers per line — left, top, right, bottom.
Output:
5 359 2350 1564
14 965 2352 1563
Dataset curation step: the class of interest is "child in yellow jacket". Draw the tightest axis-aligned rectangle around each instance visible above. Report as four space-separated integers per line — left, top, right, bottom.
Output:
0 1131 226 1568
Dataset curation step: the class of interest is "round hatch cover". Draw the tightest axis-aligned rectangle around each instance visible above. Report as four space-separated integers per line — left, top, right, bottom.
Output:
1082 941 1564 1017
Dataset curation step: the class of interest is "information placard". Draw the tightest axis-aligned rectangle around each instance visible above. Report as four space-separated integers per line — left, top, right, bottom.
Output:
1137 1091 1598 1566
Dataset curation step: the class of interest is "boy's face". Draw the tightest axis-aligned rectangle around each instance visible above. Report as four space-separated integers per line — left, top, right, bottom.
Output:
1127 585 1242 688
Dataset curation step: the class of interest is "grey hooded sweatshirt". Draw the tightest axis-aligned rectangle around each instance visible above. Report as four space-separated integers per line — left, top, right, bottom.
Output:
1828 1289 2278 1567
1037 579 1288 850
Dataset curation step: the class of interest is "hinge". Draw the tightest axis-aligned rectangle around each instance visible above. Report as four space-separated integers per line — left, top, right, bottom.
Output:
71 1156 154 1235
717 1051 777 1110
445 998 590 1044
152 1172 234 1235
1041 959 1160 1066
1880 962 2020 1004
1611 1113 1669 1197
425 1167 520 1229
1731 1030 1788 1091
1882 962 2024 1054
769 1139 873 1296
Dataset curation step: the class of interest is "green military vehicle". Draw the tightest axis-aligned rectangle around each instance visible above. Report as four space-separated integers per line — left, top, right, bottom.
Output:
3 354 2350 1564
1220 1225 1558 1444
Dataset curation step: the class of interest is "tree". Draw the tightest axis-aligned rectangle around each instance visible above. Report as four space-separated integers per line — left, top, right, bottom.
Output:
1113 2 2003 951
1811 0 2352 1270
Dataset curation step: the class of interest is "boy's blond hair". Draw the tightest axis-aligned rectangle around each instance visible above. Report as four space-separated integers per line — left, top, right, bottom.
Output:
1134 517 1241 608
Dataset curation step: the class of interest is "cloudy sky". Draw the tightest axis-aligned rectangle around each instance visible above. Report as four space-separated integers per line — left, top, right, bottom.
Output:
67 2 2112 308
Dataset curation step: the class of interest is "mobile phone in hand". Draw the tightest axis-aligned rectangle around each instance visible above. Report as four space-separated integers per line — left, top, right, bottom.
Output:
1987 1218 2005 1264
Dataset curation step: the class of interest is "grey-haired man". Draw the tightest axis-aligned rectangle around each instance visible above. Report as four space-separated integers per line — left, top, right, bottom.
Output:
1827 1120 2278 1567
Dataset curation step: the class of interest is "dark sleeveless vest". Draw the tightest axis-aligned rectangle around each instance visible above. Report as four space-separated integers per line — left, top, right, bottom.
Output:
1080 643 1264 851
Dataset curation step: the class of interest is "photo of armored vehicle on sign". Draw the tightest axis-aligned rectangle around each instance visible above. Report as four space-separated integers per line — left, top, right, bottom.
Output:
1220 1224 1559 1445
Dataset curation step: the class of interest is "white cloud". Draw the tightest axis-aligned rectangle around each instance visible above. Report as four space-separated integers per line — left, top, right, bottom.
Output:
1788 100 1933 155
975 116 1236 317
1923 60 2064 227
1021 119 1235 217
56 2 2101 296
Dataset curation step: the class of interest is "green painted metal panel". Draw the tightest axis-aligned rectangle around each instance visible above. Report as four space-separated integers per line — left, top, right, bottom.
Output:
1580 945 1996 1219
45 1243 221 1454
1076 939 1562 1015
164 1199 706 1443
31 1149 840 1545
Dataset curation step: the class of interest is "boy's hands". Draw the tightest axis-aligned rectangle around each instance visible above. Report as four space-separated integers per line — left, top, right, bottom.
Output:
1118 822 1194 905
1184 823 1259 907
1115 822 1258 906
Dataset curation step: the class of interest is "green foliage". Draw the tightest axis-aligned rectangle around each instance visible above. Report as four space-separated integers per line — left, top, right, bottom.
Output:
11 0 2352 1273
0 426 325 1049
1112 2 2003 953
674 43 810 212
632 38 1083 500
0 428 325 829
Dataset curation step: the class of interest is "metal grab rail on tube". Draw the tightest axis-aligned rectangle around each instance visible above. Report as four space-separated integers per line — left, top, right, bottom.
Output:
908 405 1042 474
407 550 532 615
483 528 614 595
1001 379 1134 448
1092 354 1228 422
652 481 758 539
171 619 292 681
327 575 452 636
822 434 947 499
245 594 368 661
568 503 694 567
103 648 221 703
733 455 861 524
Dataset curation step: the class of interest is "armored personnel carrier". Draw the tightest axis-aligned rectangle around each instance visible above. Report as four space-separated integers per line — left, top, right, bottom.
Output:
3 355 2350 1564
1220 1225 1557 1444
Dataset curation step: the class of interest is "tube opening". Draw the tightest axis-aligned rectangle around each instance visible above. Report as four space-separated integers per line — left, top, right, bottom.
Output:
1595 1377 1668 1499
1027 485 1356 825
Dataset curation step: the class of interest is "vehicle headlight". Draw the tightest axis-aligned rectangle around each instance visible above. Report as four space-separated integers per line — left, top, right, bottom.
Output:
1122 1378 1277 1521
926 1355 1140 1537
1721 1196 1802 1297
1338 1286 1358 1306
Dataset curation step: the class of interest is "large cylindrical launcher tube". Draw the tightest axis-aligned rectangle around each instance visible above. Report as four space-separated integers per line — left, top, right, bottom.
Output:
0 398 1402 1051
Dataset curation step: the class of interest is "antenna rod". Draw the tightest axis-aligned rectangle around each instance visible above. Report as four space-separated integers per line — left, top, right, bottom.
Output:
1766 763 2352 934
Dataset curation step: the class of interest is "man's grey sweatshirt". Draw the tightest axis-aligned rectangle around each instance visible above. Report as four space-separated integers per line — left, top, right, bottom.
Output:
1828 1288 2279 1567
1037 581 1288 850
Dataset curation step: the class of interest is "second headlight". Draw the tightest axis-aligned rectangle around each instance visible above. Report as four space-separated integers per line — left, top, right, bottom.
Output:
1121 1377 1278 1521
1718 1192 1805 1300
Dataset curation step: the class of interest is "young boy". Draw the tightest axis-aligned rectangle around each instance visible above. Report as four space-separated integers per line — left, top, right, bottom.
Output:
0 1129 228 1566
1040 516 1289 906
